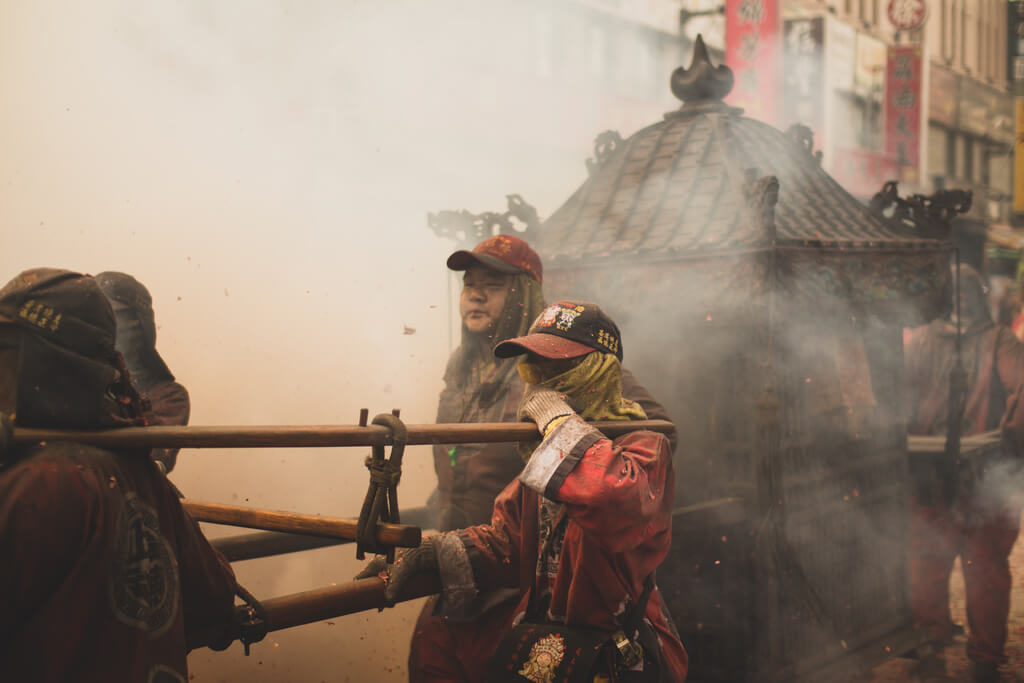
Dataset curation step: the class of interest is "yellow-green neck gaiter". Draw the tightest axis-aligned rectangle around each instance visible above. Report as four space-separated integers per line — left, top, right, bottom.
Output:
517 352 645 460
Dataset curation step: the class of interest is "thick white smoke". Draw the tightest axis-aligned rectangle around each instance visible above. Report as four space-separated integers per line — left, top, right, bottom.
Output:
0 1 680 679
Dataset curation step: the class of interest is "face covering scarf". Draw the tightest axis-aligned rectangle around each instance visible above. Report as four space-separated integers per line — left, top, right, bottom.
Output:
516 351 646 461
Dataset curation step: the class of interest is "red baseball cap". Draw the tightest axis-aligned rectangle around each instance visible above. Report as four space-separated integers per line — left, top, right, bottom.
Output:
447 234 543 284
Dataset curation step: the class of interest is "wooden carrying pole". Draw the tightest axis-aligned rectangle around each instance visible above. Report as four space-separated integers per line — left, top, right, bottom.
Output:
259 574 441 633
9 419 675 450
212 531 344 563
183 501 421 549
191 573 444 650
212 505 436 562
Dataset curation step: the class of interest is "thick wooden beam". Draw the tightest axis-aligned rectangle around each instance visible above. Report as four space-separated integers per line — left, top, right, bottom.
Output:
10 419 675 449
184 501 421 548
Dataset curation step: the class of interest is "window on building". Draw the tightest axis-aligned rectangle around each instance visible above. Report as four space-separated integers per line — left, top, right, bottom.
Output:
964 136 975 181
960 3 968 68
946 130 957 178
981 146 991 187
974 1 983 76
940 0 951 61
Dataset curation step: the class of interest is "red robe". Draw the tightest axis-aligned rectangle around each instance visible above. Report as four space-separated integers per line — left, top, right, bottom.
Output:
904 319 1024 664
0 443 238 682
446 416 687 681
906 320 1024 435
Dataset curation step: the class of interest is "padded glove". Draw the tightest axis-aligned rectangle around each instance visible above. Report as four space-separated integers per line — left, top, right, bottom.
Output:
519 386 575 434
354 536 439 605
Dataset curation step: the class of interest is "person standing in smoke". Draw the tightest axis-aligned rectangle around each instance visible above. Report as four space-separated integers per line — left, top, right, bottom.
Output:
0 268 238 682
360 301 686 681
95 271 190 474
905 264 1024 683
408 234 675 681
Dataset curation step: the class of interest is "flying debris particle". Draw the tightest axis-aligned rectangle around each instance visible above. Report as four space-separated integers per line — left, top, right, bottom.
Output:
805 377 812 383
176 296 182 301
429 305 438 309
108 476 117 488
706 314 712 322
224 289 229 297
403 325 416 335
840 640 847 649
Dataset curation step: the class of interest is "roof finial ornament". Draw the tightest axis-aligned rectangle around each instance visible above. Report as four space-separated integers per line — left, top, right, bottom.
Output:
670 34 734 106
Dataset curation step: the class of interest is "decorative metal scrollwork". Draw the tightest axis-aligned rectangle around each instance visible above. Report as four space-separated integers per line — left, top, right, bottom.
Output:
785 124 822 166
868 181 972 239
427 194 541 248
586 130 623 176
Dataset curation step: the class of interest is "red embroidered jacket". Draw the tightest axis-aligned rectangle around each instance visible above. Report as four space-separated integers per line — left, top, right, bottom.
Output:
449 415 687 681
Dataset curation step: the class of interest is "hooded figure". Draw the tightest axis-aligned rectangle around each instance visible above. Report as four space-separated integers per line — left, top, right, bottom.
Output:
95 271 190 473
0 268 237 683
905 263 1024 683
361 301 686 682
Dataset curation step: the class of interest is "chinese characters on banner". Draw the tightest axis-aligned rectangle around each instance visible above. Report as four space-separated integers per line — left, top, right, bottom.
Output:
724 0 780 124
782 17 825 144
1010 0 1024 212
1009 0 1024 97
884 45 922 186
1016 99 1024 213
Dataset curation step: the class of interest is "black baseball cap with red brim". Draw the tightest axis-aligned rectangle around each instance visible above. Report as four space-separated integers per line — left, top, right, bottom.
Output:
494 300 622 361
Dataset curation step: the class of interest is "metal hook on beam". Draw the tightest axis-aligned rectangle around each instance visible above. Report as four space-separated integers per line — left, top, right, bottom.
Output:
355 412 407 562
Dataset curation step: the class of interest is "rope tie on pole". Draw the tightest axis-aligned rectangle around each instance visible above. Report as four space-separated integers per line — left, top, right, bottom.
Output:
356 412 407 562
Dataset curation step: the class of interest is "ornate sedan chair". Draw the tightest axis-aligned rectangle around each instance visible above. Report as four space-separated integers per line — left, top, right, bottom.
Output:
493 39 955 682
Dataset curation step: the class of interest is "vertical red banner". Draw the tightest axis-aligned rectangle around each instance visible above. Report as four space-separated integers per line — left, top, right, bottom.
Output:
725 0 780 124
884 45 922 186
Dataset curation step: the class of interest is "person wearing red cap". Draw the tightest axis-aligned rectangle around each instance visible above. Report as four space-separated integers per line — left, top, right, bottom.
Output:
0 268 239 683
361 301 686 681
403 234 675 681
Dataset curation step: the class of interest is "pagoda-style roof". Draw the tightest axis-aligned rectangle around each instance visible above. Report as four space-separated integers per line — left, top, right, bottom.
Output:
538 37 940 266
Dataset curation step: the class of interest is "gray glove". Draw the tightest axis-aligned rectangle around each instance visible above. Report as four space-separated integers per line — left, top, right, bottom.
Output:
354 536 438 605
519 386 575 433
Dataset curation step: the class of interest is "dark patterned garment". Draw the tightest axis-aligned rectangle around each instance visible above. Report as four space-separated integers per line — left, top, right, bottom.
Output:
0 443 237 682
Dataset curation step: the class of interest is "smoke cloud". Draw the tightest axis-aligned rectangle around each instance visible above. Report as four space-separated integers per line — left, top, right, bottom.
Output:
0 0 682 679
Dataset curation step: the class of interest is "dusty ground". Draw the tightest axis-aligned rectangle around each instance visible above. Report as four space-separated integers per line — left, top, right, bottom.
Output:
871 513 1024 682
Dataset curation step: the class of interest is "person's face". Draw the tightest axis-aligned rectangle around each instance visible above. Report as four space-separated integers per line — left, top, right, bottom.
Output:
460 266 512 336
